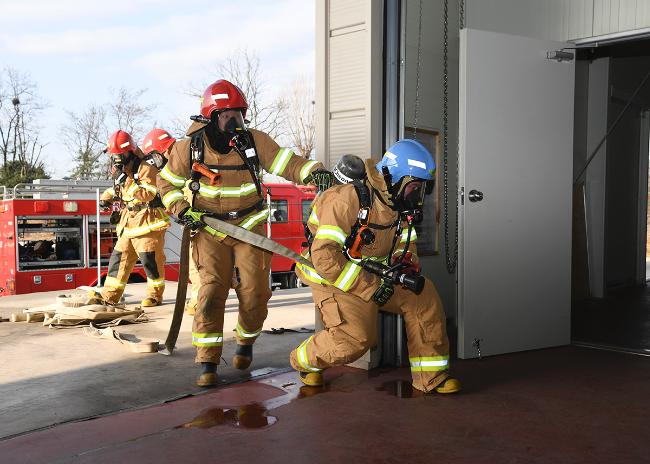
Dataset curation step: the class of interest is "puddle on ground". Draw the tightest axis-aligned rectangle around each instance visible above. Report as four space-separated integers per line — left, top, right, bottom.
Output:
177 403 277 430
177 370 398 431
376 380 425 398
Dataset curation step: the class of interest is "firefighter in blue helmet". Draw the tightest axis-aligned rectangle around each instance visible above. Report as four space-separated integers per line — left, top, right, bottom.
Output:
291 139 460 394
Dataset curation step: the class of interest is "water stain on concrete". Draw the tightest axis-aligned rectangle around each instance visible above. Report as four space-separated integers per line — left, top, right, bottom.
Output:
377 380 425 398
178 403 277 430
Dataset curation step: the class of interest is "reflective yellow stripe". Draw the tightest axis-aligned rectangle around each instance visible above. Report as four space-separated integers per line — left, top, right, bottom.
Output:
400 229 418 243
235 323 262 339
297 336 322 372
192 332 223 347
123 218 171 237
203 226 227 239
239 209 269 230
140 183 157 194
147 278 165 288
295 263 327 285
198 182 257 198
308 207 319 225
162 190 185 208
269 148 294 176
104 276 126 289
314 225 346 246
300 160 319 182
160 165 186 187
333 261 362 292
409 356 449 372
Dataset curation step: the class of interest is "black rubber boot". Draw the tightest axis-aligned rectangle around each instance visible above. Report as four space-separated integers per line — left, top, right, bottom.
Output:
196 362 218 387
232 344 253 370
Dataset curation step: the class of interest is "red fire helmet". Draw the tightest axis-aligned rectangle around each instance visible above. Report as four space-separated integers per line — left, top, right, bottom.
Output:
106 130 136 155
200 79 248 119
142 128 175 155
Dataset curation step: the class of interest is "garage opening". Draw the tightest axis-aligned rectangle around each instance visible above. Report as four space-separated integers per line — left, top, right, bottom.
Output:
572 37 650 355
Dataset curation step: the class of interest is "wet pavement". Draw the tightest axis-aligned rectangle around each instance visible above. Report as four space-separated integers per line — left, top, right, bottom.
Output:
1 346 649 464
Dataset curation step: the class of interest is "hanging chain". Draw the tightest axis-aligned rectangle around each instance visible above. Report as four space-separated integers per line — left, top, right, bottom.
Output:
412 0 423 138
442 0 458 274
459 0 465 29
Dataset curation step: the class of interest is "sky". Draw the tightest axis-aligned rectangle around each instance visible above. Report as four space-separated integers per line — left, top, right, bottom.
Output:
0 0 315 178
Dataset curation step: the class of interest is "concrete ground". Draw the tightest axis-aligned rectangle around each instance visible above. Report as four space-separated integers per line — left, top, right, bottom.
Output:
0 283 315 439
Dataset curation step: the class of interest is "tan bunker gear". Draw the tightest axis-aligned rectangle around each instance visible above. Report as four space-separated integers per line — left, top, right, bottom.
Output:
157 121 324 365
100 156 170 306
291 160 453 393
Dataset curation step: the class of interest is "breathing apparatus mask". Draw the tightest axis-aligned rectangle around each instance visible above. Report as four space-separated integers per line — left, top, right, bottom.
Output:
111 152 132 185
203 109 248 154
381 167 429 224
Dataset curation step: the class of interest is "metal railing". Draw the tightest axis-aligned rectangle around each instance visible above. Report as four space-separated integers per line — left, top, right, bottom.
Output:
1 182 112 201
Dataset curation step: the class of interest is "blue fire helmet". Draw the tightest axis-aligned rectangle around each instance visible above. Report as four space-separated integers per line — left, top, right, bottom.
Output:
375 139 435 183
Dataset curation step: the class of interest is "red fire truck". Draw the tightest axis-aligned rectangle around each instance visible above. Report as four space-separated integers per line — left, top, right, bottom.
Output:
264 182 316 289
0 179 314 296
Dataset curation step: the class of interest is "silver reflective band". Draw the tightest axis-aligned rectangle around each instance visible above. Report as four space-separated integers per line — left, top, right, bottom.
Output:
193 335 223 344
410 359 448 368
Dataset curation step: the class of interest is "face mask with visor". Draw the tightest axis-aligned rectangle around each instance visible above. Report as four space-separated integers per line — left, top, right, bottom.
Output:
391 177 427 220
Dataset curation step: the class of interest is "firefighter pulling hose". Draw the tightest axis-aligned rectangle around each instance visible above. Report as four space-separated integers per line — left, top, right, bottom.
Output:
89 130 170 308
157 79 335 387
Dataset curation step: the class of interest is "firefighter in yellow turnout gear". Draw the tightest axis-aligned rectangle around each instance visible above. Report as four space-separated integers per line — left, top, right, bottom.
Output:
97 130 170 307
157 80 332 387
143 128 202 315
291 140 460 394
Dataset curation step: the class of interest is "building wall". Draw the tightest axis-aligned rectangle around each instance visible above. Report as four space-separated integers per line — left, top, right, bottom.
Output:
315 0 383 170
466 0 650 42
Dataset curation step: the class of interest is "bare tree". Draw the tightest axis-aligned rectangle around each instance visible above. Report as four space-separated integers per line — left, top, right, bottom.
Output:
0 67 48 174
188 49 287 139
61 104 107 180
108 87 156 143
282 77 315 158
63 87 157 179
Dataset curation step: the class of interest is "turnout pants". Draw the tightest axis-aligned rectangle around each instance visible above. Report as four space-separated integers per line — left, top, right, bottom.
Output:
290 278 450 392
102 230 167 304
191 228 273 364
188 242 201 304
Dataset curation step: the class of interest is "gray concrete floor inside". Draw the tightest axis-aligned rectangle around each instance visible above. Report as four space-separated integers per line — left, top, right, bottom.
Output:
0 283 315 439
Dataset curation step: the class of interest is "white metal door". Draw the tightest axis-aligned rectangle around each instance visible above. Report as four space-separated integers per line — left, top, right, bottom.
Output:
458 29 574 358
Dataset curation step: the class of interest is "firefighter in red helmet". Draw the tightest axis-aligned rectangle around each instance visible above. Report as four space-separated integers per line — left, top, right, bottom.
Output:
143 128 202 315
92 130 170 307
158 79 334 387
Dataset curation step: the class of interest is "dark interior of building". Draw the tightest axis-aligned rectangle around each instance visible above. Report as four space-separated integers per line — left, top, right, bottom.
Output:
572 38 650 355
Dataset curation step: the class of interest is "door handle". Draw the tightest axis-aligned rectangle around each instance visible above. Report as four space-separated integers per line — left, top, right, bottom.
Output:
468 190 483 202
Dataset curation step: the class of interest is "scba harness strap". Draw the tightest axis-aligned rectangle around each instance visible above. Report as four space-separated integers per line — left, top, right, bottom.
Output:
344 181 375 259
303 181 377 258
187 128 263 205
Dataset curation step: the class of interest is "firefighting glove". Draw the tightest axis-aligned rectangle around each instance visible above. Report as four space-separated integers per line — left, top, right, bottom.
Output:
372 279 394 306
179 207 206 230
99 200 112 210
305 169 335 193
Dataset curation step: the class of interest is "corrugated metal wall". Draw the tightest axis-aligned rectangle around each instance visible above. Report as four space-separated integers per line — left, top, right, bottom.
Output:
466 0 650 41
316 0 383 169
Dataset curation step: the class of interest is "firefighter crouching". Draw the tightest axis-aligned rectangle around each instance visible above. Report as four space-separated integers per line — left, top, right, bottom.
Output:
91 130 170 307
157 79 334 387
142 128 202 315
292 139 461 394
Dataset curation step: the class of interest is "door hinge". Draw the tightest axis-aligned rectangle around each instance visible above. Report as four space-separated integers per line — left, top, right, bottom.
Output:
546 50 574 62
